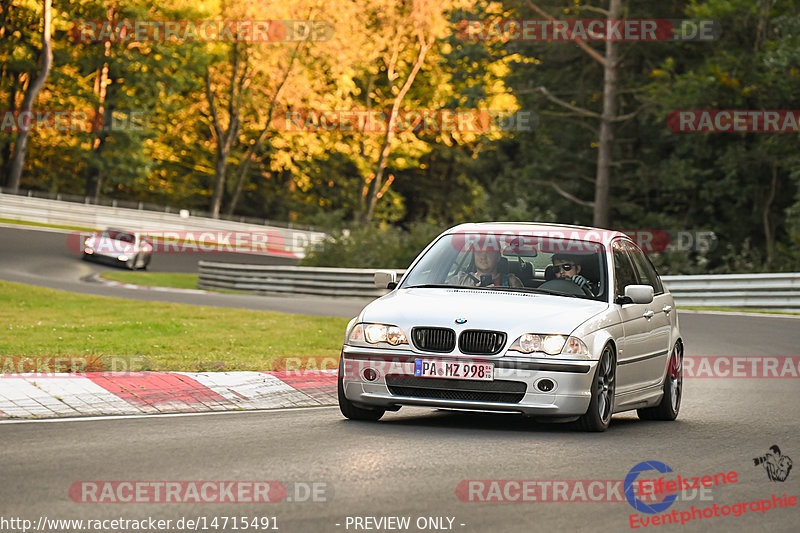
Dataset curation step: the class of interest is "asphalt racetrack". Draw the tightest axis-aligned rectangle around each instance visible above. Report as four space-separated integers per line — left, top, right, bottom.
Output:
1 225 799 532
0 225 368 317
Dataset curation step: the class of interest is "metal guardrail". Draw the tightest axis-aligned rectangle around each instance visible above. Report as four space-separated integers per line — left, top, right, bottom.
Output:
0 192 325 258
661 273 800 311
198 262 406 298
0 186 319 231
199 263 800 309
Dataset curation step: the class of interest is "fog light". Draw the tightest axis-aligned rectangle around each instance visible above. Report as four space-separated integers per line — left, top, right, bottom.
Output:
363 368 378 381
536 379 555 392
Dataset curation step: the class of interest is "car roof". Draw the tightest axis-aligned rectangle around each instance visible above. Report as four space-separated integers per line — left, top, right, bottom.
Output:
445 222 629 246
101 228 140 238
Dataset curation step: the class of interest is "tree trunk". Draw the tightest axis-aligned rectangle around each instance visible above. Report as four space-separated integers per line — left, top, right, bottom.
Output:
6 0 52 193
763 164 777 269
207 43 243 218
90 102 115 202
592 0 621 228
87 32 113 200
226 151 257 217
362 34 434 223
211 151 230 217
226 40 303 216
1 73 19 185
356 75 376 221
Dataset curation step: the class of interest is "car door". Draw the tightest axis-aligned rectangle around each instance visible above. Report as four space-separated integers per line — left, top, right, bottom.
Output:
622 240 672 388
611 239 652 395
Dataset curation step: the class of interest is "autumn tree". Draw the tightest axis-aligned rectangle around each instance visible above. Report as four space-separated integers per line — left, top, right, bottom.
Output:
6 0 51 192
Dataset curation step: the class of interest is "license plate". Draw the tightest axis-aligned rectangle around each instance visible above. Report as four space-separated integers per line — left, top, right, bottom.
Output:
414 359 494 381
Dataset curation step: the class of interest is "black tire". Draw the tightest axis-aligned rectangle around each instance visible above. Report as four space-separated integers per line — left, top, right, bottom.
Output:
638 341 683 421
127 254 139 270
338 357 384 421
576 344 616 432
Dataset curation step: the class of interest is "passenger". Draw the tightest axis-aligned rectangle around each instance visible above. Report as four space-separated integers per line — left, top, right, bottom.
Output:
552 253 596 295
453 250 523 288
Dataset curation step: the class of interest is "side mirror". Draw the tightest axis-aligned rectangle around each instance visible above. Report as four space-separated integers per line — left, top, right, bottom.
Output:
623 284 654 305
374 270 397 289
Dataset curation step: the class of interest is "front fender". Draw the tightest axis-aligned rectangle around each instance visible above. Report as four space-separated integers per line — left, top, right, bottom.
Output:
343 317 358 345
586 329 617 361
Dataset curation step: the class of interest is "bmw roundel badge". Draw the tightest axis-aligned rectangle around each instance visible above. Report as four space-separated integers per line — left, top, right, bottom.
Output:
455 318 467 324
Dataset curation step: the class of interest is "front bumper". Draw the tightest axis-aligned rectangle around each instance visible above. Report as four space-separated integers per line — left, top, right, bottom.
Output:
341 346 597 416
84 250 150 264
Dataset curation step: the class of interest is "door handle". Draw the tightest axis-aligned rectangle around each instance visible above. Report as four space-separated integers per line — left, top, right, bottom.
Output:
662 305 672 315
643 310 655 319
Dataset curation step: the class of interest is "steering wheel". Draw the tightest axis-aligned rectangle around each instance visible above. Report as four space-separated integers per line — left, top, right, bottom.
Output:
538 278 593 297
465 272 480 284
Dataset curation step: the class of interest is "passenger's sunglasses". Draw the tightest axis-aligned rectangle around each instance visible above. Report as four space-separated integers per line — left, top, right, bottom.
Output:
553 263 576 272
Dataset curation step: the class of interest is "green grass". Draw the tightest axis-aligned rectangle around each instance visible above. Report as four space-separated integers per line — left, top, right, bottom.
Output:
0 217 96 232
100 272 200 290
0 280 349 371
681 306 800 316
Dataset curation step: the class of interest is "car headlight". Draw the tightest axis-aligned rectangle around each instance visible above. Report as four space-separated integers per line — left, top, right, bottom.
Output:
347 323 408 347
508 334 589 358
509 334 565 355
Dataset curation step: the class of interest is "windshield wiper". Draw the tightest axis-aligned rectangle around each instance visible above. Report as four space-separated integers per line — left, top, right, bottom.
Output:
484 286 580 298
405 284 585 299
404 284 460 289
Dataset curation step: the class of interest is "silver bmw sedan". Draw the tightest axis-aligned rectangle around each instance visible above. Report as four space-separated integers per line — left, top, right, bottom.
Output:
338 222 683 432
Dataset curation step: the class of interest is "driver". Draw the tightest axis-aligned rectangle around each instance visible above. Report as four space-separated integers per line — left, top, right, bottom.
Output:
452 250 523 288
552 253 596 296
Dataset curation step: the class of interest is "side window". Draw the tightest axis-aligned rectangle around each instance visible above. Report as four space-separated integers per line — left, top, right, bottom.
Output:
623 240 664 294
612 240 637 298
643 254 665 293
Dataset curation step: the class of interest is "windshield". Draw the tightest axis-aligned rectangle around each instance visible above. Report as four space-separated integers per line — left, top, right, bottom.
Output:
102 230 136 242
400 232 607 301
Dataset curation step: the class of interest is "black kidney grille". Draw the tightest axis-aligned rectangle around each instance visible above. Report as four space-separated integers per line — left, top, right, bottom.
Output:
458 330 507 355
411 327 456 353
